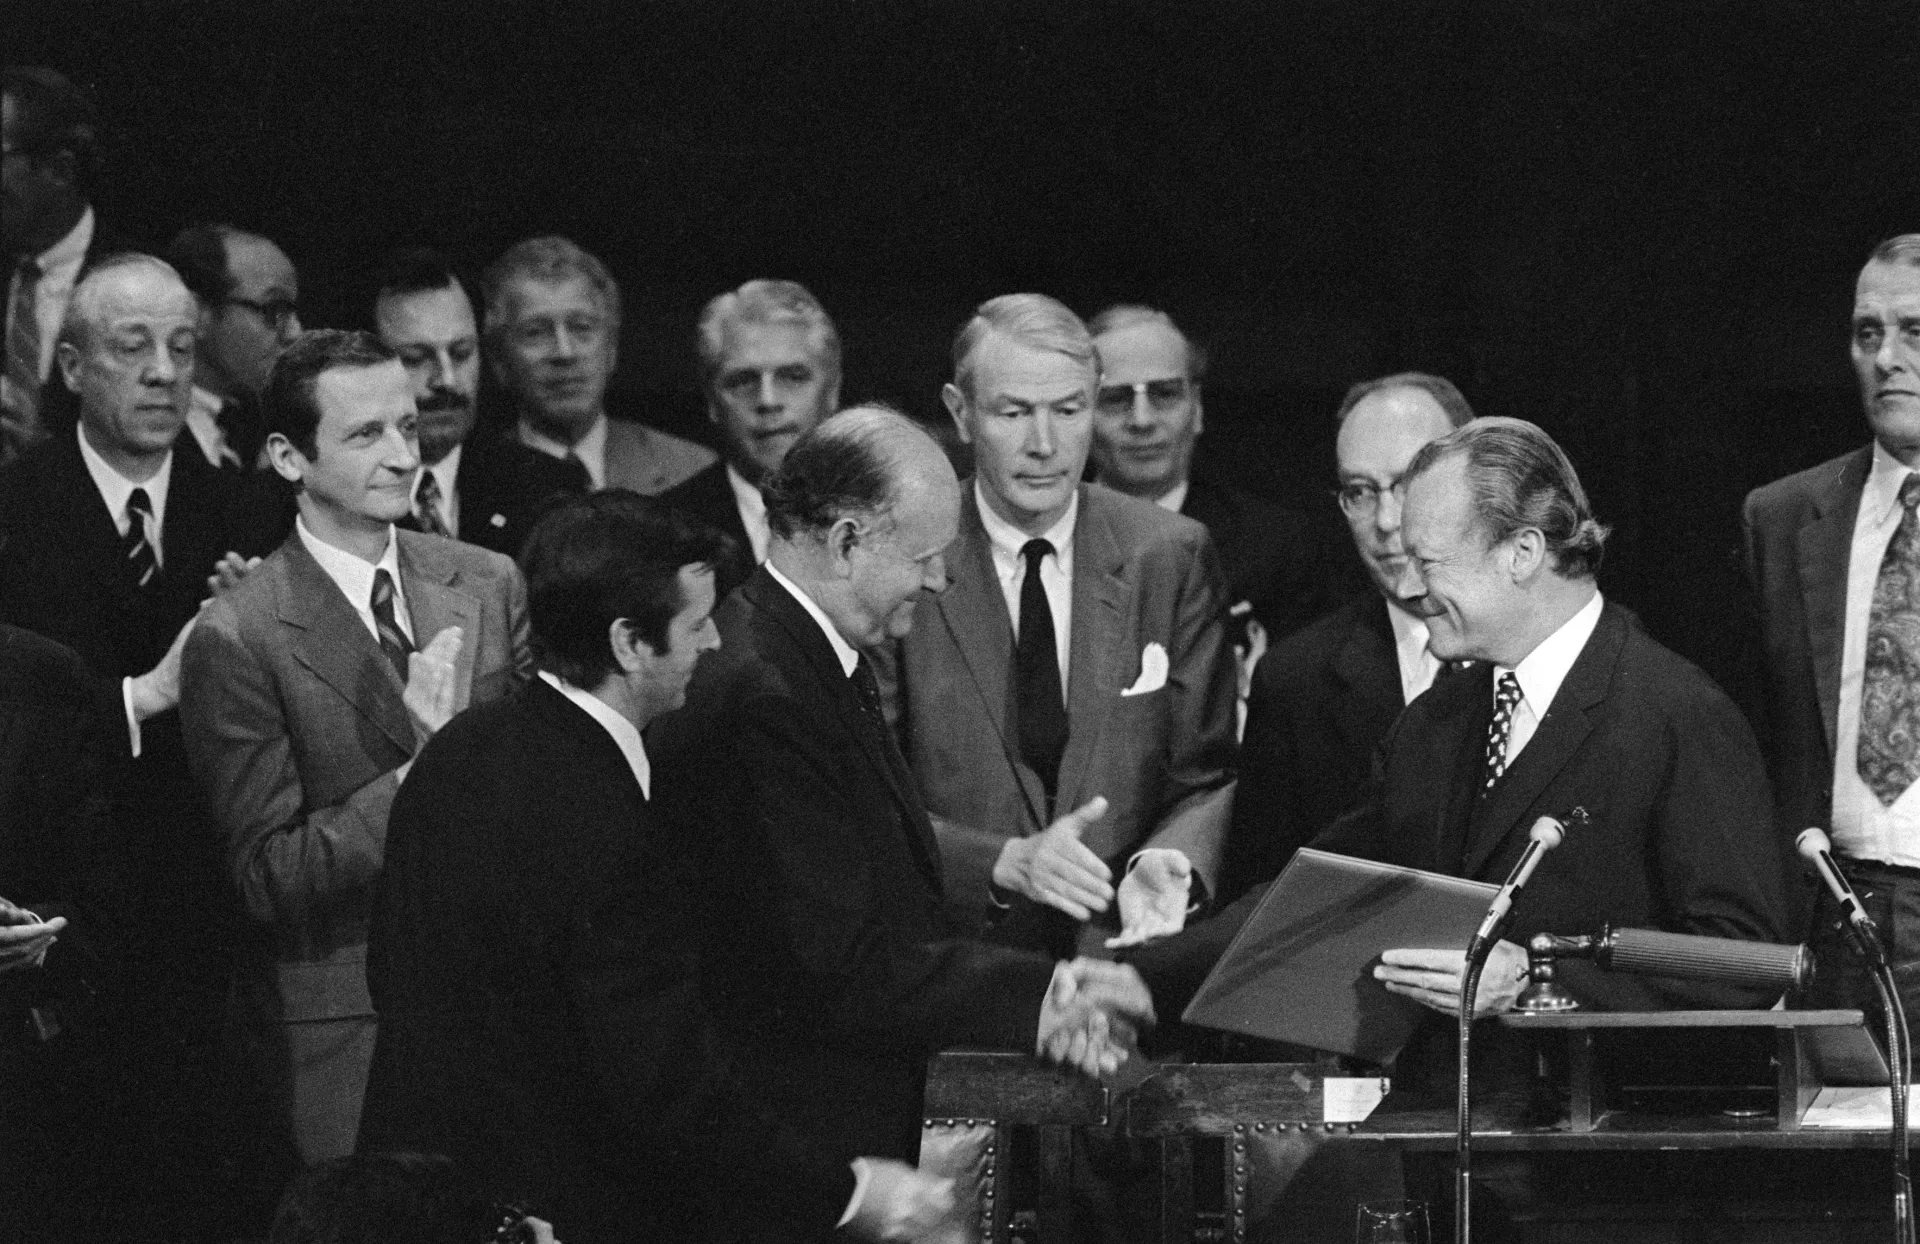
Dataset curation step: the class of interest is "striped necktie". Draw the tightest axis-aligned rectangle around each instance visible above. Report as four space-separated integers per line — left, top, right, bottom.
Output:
4 257 44 457
370 569 415 683
124 488 158 589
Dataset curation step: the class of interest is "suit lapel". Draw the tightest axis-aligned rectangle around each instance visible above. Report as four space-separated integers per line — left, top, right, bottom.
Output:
396 532 481 713
1796 446 1870 756
275 533 417 755
1425 665 1494 875
1332 598 1405 753
935 497 1047 826
1460 603 1624 878
1058 489 1129 812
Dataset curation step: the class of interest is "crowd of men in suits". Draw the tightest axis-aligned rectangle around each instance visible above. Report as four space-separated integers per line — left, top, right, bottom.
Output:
3 63 1919 1242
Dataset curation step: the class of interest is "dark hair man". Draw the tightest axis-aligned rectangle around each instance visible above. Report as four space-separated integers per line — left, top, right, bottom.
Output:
1222 372 1475 899
181 329 533 1164
483 235 715 496
1746 233 1920 1033
649 407 1153 1238
370 247 584 555
661 278 843 598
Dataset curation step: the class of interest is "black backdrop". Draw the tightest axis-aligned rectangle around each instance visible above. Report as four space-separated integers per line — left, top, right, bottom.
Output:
14 0 1920 692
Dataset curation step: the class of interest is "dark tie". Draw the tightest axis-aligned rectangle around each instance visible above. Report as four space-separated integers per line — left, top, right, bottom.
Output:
851 656 918 793
1015 538 1069 800
1859 475 1920 805
123 488 158 589
370 569 415 683
1483 671 1523 790
413 470 451 538
4 257 44 457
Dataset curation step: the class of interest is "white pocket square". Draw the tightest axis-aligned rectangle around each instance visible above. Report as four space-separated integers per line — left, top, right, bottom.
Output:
1121 642 1169 696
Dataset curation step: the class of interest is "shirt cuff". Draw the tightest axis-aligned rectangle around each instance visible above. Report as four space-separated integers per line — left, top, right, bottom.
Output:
837 1156 876 1228
122 677 143 759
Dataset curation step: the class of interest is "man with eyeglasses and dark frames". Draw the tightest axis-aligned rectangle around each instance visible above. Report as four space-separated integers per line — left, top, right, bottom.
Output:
1220 372 1474 899
166 222 305 471
1087 306 1323 701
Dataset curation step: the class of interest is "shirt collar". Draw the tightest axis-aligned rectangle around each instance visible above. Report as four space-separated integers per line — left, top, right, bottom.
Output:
974 480 1079 569
1386 599 1432 658
517 412 607 488
1501 590 1604 720
75 419 172 532
766 560 861 677
725 463 766 521
295 513 405 615
34 206 93 281
1155 480 1190 513
1865 439 1916 528
538 670 651 798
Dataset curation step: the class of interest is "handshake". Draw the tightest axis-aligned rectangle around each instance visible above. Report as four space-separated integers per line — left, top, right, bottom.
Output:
1035 956 1156 1078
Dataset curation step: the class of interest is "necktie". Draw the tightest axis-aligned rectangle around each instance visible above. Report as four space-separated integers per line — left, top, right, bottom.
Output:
1859 475 1920 805
124 488 158 589
370 569 415 684
852 656 918 793
413 470 451 538
1483 671 1523 790
4 257 44 458
1015 538 1069 799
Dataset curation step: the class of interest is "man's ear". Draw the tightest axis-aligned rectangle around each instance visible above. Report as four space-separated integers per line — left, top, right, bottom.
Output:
826 516 862 578
941 383 972 445
1507 527 1547 581
55 340 83 394
264 433 307 486
1191 384 1204 438
608 617 655 674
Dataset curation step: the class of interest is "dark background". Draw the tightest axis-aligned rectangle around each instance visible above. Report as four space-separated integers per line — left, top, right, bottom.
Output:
14 0 1919 691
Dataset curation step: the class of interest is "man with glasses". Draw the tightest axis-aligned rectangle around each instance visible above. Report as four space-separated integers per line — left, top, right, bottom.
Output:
1221 373 1473 899
166 222 304 470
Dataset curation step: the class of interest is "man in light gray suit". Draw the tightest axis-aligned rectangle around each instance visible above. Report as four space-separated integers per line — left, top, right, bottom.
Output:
182 330 531 1163
880 294 1237 958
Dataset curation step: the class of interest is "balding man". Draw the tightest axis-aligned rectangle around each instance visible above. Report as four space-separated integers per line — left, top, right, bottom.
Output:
661 278 842 598
484 235 714 497
879 295 1238 958
1222 374 1474 899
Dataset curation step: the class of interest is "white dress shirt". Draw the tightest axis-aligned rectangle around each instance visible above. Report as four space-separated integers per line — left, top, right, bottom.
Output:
537 670 650 797
184 385 243 469
1386 602 1441 704
976 482 1077 694
78 421 174 757
518 412 608 489
412 444 463 538
766 561 859 676
1493 590 1604 767
726 463 772 564
12 207 93 382
1831 441 1920 866
295 517 415 647
1154 480 1191 514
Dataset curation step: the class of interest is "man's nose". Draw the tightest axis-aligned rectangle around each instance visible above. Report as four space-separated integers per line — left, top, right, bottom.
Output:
1880 332 1906 373
278 311 303 345
1124 389 1155 430
1025 411 1055 458
756 372 781 411
432 348 457 389
552 326 579 360
1392 556 1425 603
146 349 180 385
1375 488 1404 534
385 425 420 470
922 554 948 595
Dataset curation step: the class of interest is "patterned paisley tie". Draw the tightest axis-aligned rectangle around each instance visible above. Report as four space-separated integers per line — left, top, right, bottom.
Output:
1484 671 1524 790
413 470 451 538
1859 475 1920 806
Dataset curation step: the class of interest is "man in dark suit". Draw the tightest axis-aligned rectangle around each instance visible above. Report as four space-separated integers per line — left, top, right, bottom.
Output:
362 491 975 1243
483 236 715 497
370 247 584 556
1222 373 1475 901
879 294 1238 958
181 330 533 1165
1087 305 1325 654
650 407 1153 1237
660 279 842 599
1745 233 1920 1030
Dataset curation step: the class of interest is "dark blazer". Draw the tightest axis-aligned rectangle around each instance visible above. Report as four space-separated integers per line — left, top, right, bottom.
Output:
658 460 755 599
1742 445 1869 845
649 568 1056 1194
359 678 849 1241
1223 593 1407 902
442 434 587 558
879 483 1238 951
180 527 531 1159
1181 474 1326 642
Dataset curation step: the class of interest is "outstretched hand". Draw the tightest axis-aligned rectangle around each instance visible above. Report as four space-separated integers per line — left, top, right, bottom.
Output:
993 797 1113 920
1105 849 1193 948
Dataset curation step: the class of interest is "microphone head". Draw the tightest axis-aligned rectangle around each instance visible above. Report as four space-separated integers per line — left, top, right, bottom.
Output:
1795 827 1833 860
1529 815 1566 849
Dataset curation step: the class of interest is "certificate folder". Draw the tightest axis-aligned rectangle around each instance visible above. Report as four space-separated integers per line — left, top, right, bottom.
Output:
1182 848 1499 1062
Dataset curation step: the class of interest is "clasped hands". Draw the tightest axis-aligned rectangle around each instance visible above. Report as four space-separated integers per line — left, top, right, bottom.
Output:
990 796 1194 948
1035 956 1156 1078
0 896 65 975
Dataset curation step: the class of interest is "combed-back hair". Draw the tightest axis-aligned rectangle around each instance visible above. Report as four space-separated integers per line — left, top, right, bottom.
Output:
520 490 733 687
1867 234 1920 268
1404 416 1610 579
371 247 462 305
57 253 188 353
1086 303 1208 383
164 223 245 308
480 235 620 340
1333 372 1477 430
696 279 840 384
762 404 926 542
2 66 100 196
267 1151 494 1244
264 330 397 460
950 294 1095 399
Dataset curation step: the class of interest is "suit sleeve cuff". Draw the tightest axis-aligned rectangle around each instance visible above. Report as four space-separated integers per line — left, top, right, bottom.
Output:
122 677 143 759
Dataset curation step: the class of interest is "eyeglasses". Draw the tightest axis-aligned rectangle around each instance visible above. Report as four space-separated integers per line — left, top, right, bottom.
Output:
224 296 300 332
1094 377 1192 416
1333 476 1407 517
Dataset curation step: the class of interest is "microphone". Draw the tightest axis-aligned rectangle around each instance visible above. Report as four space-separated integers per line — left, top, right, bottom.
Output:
1796 827 1888 968
1469 813 1572 951
1599 927 1811 992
